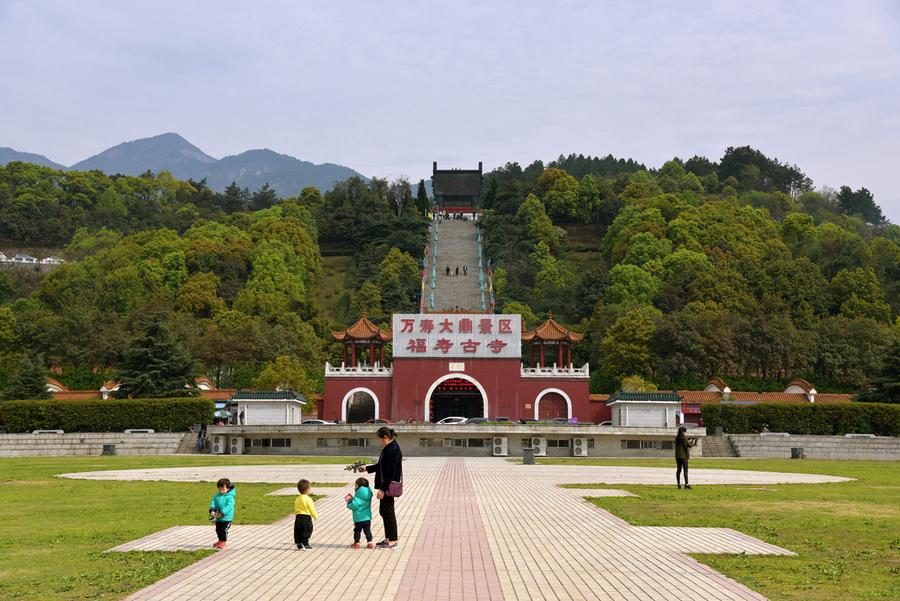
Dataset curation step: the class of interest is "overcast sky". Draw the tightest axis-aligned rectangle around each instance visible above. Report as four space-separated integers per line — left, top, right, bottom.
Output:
2 1 899 221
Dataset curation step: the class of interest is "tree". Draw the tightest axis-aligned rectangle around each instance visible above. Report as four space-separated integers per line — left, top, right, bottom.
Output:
250 183 279 211
254 355 316 398
837 186 884 224
606 264 660 306
599 306 659 379
415 180 430 216
117 317 195 398
858 339 900 403
3 354 50 400
620 375 657 392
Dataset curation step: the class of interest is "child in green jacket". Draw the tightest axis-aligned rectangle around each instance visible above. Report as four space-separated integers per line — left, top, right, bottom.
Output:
209 478 236 549
344 477 374 549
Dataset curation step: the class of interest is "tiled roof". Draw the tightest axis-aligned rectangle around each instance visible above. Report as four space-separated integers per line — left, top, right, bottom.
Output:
607 391 682 403
784 378 814 393
704 377 728 392
200 389 236 401
679 391 721 403
51 391 102 400
232 390 306 401
522 316 584 343
811 393 855 403
46 377 68 392
332 317 392 342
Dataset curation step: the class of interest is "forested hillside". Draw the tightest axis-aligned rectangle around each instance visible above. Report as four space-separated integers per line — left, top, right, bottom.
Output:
482 147 898 396
0 145 897 400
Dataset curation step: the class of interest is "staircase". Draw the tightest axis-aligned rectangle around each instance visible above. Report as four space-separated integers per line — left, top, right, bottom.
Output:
702 435 739 457
424 218 485 311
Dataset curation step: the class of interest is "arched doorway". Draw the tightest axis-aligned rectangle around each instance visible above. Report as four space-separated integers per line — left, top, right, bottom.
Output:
535 389 572 420
425 375 488 422
342 388 379 423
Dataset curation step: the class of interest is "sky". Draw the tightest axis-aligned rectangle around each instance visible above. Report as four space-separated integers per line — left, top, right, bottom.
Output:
2 0 899 221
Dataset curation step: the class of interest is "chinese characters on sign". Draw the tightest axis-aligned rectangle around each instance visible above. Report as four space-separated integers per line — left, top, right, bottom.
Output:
392 314 522 359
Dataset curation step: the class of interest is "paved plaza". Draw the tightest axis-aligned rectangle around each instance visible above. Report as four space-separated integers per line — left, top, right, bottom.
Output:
64 458 851 600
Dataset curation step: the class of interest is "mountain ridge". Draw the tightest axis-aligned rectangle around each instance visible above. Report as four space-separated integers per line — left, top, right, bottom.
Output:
0 133 365 195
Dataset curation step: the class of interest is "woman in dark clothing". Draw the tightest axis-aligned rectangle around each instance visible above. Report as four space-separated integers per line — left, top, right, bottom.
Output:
675 426 696 489
359 426 403 549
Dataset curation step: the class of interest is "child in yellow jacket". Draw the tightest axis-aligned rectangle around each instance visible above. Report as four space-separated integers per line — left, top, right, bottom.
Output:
294 479 318 549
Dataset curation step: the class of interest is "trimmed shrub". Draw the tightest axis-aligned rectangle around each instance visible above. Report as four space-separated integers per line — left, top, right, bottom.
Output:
0 397 213 433
701 402 900 437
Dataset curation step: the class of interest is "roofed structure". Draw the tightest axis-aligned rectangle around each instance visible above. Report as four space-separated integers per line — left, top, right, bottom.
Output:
522 315 584 343
432 162 483 211
522 314 583 368
331 317 392 342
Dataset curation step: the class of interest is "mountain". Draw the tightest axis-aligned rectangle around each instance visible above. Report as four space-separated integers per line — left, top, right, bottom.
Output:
70 132 216 181
202 149 363 197
3 132 367 195
0 147 66 170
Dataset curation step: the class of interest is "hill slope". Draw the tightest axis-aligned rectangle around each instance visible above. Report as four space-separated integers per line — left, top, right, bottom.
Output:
70 132 216 180
0 147 66 170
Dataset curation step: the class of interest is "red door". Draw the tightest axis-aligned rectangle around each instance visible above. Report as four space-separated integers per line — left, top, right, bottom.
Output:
538 393 568 420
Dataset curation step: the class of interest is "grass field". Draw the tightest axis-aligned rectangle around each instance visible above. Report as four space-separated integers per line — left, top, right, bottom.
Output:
531 457 900 600
0 455 367 600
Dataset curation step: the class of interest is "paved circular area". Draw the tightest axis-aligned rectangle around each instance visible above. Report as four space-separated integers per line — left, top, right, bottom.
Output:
58 457 853 485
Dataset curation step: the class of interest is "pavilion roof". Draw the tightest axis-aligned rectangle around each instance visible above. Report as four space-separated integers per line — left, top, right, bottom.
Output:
331 316 392 342
522 315 584 343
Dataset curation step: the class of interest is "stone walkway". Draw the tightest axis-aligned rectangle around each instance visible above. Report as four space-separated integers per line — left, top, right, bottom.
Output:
73 458 851 600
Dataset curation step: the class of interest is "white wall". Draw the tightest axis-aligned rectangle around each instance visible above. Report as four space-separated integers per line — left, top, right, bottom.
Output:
242 401 303 425
612 403 679 427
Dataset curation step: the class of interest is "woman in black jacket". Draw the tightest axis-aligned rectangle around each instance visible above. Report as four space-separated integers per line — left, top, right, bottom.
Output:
359 426 403 549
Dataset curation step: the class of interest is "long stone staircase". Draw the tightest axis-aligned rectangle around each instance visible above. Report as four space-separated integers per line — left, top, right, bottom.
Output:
424 217 485 311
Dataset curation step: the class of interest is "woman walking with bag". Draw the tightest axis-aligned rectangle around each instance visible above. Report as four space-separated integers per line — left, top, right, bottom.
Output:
359 426 403 549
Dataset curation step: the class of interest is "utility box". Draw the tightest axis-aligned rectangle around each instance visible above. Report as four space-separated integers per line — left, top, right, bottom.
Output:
101 444 116 455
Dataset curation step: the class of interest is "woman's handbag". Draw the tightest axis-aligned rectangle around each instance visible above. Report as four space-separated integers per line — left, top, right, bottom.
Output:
386 479 403 497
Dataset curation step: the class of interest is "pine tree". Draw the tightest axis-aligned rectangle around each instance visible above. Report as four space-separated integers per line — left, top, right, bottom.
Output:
117 317 195 398
3 354 51 400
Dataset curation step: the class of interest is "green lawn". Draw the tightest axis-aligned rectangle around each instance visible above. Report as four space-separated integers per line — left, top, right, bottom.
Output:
531 457 900 601
0 455 368 600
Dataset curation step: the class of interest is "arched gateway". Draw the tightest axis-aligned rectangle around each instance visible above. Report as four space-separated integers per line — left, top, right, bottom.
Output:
341 388 379 423
424 373 488 422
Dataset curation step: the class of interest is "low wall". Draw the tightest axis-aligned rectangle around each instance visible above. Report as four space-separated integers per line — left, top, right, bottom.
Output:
208 424 701 458
0 432 189 457
729 434 900 461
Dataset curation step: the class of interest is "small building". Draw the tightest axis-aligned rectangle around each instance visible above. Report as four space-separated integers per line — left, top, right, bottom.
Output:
607 391 682 428
432 162 482 215
231 391 306 426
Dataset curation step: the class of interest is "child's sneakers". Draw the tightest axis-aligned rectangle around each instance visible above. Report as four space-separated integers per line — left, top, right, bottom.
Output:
351 543 361 550
366 542 375 549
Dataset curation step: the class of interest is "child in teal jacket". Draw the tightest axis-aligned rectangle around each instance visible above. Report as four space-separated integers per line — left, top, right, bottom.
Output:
344 477 373 549
209 478 236 549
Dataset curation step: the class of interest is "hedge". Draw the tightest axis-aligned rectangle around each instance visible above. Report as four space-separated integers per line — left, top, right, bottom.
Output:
701 402 900 437
0 397 213 433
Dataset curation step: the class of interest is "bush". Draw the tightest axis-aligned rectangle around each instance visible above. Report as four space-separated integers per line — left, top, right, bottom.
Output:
701 402 900 437
0 397 213 433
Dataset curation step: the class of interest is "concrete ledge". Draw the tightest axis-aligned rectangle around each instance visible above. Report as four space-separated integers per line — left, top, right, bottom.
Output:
0 433 189 457
729 434 900 460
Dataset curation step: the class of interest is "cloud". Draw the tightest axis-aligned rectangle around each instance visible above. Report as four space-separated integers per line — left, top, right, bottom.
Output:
1 0 898 220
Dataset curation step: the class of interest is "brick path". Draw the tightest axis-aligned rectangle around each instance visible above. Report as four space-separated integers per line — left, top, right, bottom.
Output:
89 458 845 600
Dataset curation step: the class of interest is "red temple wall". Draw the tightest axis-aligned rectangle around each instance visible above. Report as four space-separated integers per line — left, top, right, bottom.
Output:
323 358 594 422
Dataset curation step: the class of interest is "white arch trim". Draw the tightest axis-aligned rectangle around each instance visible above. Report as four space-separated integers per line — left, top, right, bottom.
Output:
533 388 573 420
424 373 489 422
341 387 380 423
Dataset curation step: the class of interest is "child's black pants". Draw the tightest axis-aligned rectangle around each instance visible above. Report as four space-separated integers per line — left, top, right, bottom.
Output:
215 521 231 542
294 514 313 547
353 520 373 543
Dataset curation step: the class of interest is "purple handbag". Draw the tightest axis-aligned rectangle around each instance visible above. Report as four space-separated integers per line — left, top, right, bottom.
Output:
387 479 403 497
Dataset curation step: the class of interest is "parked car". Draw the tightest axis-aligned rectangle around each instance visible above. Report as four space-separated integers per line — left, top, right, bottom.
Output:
466 417 488 424
365 419 391 424
598 421 612 426
435 416 467 425
300 419 335 425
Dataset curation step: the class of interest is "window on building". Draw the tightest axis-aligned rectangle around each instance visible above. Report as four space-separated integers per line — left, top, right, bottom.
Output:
271 438 291 448
622 440 641 449
661 441 674 450
345 438 368 447
547 439 570 448
467 438 486 447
